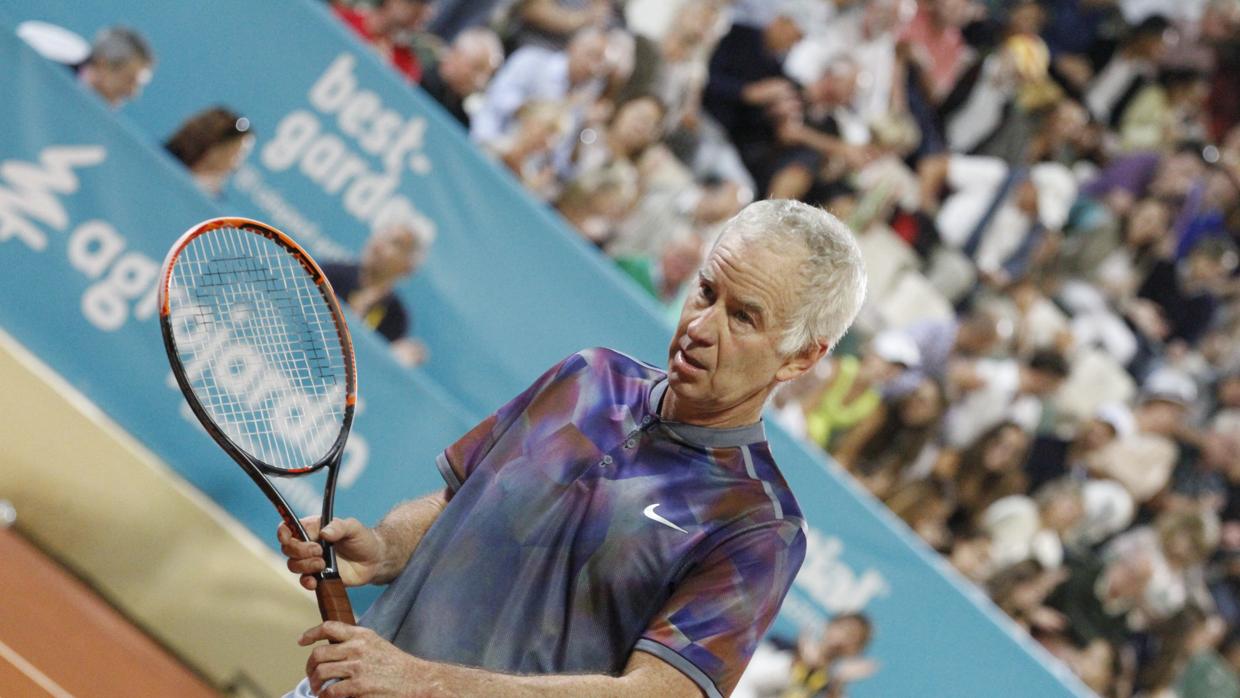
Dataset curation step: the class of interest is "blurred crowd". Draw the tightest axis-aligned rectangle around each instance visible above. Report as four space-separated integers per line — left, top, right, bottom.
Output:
41 0 1240 695
377 0 1240 695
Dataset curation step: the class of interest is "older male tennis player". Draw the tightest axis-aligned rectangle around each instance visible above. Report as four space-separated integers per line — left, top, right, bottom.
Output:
280 199 867 698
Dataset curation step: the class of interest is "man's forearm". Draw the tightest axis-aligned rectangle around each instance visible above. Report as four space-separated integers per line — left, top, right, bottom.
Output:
302 625 704 698
421 664 624 697
371 489 449 584
413 651 702 698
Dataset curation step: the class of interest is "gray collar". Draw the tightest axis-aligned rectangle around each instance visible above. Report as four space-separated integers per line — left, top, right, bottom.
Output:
646 378 767 448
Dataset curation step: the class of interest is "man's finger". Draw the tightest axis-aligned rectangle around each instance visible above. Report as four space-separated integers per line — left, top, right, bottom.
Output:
319 677 360 698
299 621 360 646
301 574 319 591
281 539 325 559
318 517 358 543
309 661 358 696
299 515 322 539
287 556 326 576
306 643 351 682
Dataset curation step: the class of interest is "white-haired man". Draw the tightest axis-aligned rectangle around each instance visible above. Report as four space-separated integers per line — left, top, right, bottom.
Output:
321 221 435 368
420 27 505 127
280 199 867 698
77 25 154 109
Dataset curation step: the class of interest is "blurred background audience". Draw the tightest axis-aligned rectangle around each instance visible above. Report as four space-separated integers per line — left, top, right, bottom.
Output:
53 0 1240 694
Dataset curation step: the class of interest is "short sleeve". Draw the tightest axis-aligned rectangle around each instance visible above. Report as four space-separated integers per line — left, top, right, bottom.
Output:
437 353 579 491
635 521 807 698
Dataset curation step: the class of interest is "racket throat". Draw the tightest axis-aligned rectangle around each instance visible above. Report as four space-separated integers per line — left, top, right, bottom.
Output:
320 540 344 579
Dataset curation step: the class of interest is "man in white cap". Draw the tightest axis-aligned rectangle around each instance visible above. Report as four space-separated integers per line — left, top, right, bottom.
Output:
1087 371 1195 503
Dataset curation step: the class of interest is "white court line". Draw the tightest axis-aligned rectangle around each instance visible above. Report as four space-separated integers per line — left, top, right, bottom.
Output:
0 637 76 698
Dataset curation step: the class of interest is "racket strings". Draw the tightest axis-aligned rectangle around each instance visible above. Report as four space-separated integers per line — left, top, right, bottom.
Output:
168 225 347 470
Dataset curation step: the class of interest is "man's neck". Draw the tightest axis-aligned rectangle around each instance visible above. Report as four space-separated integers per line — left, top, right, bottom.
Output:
358 266 395 294
659 386 767 429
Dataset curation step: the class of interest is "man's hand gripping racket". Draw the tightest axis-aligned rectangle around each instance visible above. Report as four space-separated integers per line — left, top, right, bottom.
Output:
158 217 359 625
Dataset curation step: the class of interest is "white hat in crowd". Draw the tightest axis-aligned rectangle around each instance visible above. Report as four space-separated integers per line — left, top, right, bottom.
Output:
1095 402 1137 439
1141 368 1198 406
872 330 922 368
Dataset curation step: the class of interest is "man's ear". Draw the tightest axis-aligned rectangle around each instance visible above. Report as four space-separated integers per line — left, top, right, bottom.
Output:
775 339 829 383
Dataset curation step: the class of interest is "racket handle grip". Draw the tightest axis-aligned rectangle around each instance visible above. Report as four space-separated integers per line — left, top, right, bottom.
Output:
316 576 356 626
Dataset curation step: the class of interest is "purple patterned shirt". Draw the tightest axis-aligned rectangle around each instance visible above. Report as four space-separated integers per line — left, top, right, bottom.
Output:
359 348 806 697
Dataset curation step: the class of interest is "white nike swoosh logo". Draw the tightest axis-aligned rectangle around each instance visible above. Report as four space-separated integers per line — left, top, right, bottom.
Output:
643 504 687 533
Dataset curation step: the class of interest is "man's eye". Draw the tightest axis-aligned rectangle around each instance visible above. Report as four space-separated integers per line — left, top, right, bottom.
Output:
733 310 752 325
699 283 715 301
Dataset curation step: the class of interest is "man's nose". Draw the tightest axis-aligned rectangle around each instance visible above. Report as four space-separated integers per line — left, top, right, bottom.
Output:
685 304 720 345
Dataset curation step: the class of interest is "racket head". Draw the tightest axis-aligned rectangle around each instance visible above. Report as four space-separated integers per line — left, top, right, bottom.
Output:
158 217 357 478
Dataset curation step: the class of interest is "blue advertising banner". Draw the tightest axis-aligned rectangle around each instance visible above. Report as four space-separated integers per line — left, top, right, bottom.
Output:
1 3 1090 696
0 18 480 614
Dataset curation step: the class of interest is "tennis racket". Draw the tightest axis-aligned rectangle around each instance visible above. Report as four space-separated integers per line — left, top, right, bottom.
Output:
158 217 357 625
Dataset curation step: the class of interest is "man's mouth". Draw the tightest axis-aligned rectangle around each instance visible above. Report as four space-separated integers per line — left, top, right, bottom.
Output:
675 348 708 372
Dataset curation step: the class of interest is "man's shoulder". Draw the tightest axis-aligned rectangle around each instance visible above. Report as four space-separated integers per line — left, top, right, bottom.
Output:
562 347 664 379
505 44 559 71
740 441 805 529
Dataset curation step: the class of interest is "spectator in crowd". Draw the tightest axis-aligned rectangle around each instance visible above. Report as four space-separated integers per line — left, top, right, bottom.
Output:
784 613 877 698
1118 68 1211 153
792 330 922 449
1048 536 1159 649
702 2 810 193
983 477 1086 572
504 0 617 51
943 349 1069 449
572 94 666 177
553 160 639 244
1086 373 1191 504
489 99 570 200
886 307 1005 396
419 27 505 126
898 0 977 104
833 375 947 498
767 57 874 202
76 25 153 109
164 106 255 197
320 221 435 367
945 420 1034 533
1085 15 1174 129
617 0 721 138
334 0 435 83
470 27 609 146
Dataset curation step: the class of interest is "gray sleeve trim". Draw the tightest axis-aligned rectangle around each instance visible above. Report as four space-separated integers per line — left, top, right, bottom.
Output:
435 452 462 492
633 638 724 698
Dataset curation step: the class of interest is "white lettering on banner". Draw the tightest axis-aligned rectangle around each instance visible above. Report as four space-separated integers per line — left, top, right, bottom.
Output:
781 589 827 629
0 145 105 251
164 288 369 496
0 146 160 332
64 220 160 331
231 165 351 261
259 53 436 236
794 525 890 615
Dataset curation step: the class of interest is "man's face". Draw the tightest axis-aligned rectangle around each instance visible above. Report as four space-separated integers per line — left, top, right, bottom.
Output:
823 617 869 657
568 34 608 84
362 226 422 284
764 17 804 56
1138 399 1187 435
380 0 433 33
1126 199 1170 247
610 98 663 154
442 41 499 96
810 65 858 107
665 233 814 427
89 58 151 107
